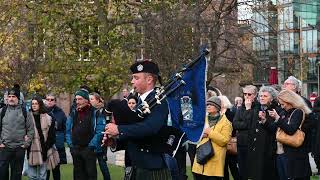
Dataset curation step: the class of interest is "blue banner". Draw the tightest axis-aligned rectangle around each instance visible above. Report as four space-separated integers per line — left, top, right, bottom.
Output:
167 55 207 143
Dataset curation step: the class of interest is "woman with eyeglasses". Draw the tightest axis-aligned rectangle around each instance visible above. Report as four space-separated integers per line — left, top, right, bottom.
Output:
233 85 258 180
26 96 56 180
269 90 312 180
246 86 281 180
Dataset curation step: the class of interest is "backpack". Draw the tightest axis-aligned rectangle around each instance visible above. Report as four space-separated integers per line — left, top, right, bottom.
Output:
0 105 28 135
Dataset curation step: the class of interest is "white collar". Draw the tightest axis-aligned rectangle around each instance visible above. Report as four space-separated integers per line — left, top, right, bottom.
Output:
139 89 154 101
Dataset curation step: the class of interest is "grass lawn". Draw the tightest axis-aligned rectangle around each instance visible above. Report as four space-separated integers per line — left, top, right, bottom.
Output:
22 164 320 180
22 164 194 180
22 164 124 180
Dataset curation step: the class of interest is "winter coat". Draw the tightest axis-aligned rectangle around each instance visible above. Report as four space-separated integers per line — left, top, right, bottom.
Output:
48 105 67 163
0 105 34 148
233 100 260 146
192 114 232 177
247 100 281 180
276 108 312 179
66 106 105 152
313 97 320 155
28 113 55 165
94 107 108 153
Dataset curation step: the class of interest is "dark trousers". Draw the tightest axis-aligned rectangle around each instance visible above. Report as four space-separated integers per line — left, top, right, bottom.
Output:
175 147 187 180
237 145 248 180
175 144 196 180
194 174 222 180
46 164 61 180
97 153 111 180
163 154 179 180
71 147 97 180
276 154 288 180
223 154 240 180
0 146 25 180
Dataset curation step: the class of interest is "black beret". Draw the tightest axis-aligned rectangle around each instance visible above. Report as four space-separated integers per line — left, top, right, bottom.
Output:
130 61 160 76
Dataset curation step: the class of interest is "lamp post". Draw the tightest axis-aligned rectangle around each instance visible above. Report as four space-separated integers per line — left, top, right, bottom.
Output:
298 17 305 95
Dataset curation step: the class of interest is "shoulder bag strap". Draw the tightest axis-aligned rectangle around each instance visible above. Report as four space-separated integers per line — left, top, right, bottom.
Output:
298 110 305 129
288 109 305 129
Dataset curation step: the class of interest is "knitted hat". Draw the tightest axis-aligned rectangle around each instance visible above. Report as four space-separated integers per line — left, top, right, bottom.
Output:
206 96 221 111
75 89 89 100
8 88 20 100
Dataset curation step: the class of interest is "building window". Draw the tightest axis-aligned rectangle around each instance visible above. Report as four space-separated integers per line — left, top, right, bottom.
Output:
279 32 294 52
307 57 318 80
79 25 99 61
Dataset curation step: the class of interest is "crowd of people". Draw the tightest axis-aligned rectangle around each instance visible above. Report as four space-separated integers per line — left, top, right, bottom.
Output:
0 60 320 180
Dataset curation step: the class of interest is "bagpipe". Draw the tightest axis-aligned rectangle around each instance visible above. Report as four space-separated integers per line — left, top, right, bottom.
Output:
103 49 209 156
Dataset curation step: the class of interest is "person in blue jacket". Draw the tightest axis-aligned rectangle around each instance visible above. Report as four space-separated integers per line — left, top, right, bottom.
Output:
45 93 67 180
89 92 111 180
105 60 172 180
66 89 105 180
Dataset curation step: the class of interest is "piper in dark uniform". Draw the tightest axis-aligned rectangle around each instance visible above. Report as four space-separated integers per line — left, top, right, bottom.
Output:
105 60 172 180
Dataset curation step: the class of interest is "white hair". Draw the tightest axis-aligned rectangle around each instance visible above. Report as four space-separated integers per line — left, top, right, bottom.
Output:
219 95 233 109
285 76 301 92
258 86 278 101
243 85 258 95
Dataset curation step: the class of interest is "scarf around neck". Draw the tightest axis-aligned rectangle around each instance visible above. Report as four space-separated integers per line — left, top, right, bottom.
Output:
208 113 221 127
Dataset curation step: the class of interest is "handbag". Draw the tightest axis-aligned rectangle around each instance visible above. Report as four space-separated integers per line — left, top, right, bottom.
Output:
227 137 237 155
46 145 60 170
196 139 214 165
276 109 305 148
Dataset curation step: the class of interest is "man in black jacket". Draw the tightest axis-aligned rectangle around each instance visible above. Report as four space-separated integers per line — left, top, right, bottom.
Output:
45 94 67 180
105 61 172 180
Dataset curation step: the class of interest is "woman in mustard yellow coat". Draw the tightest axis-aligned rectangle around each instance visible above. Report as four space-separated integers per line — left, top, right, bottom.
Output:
192 96 232 180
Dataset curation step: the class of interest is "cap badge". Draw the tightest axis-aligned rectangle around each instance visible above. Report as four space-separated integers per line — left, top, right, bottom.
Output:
137 64 143 72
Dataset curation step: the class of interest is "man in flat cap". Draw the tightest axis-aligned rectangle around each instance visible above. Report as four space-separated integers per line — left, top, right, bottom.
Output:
0 87 34 180
105 60 172 179
66 89 105 180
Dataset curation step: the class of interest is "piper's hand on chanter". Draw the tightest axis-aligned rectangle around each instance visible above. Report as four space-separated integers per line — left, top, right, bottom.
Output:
101 134 115 147
101 123 116 147
105 123 119 136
